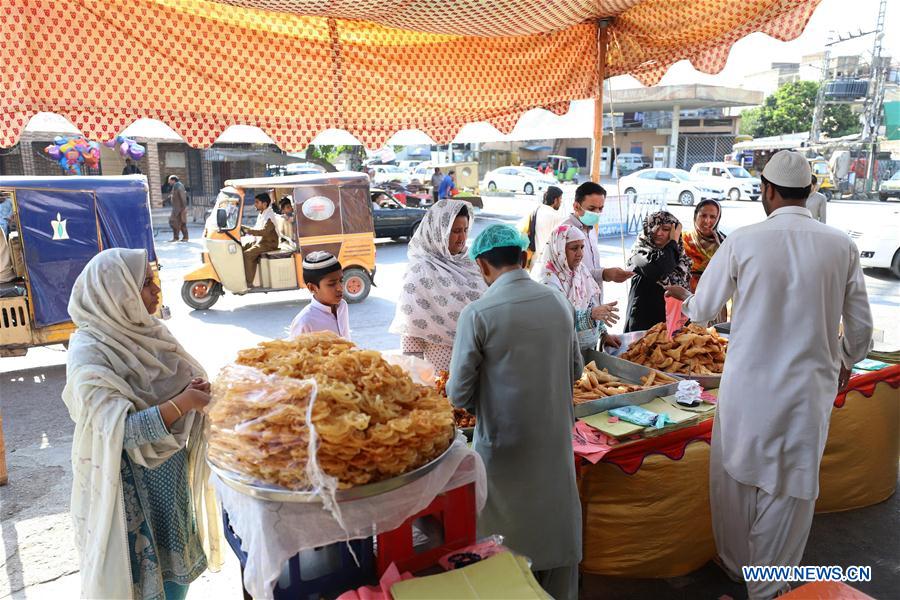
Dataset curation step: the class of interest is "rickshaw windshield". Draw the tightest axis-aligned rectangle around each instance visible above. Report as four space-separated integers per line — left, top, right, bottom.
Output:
207 188 242 231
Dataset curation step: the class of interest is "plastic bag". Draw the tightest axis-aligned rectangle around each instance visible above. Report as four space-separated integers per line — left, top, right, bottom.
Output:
207 364 320 490
665 296 688 339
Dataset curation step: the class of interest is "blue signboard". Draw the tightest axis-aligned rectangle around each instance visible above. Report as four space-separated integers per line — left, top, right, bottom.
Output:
15 188 101 327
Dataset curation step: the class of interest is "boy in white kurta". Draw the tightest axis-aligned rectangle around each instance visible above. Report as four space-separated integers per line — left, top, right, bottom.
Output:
665 151 872 599
289 252 351 340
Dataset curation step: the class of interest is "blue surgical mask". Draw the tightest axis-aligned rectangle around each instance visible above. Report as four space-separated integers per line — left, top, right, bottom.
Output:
578 210 600 227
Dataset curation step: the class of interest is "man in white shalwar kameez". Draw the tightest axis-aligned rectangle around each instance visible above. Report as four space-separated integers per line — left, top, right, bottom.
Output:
665 151 873 599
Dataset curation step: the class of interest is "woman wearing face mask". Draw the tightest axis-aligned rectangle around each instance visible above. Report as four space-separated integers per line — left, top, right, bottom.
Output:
63 248 221 600
682 200 728 323
390 199 487 371
533 224 621 354
624 211 692 333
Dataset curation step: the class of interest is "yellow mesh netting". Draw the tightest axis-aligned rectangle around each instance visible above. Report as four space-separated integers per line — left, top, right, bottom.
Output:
1 0 821 150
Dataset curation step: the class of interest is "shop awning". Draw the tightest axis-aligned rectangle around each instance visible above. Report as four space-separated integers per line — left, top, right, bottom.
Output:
2 0 822 151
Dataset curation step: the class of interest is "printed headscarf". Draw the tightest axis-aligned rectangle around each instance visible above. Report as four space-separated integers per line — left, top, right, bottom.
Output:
627 211 692 287
533 224 600 310
682 199 726 289
389 200 486 346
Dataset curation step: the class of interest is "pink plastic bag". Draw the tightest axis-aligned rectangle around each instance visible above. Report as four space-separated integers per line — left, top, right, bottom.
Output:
665 296 688 339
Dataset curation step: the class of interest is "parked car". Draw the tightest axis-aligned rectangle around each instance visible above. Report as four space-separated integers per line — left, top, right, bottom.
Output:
618 168 725 206
689 162 761 201
398 160 425 176
410 162 435 183
849 208 900 277
615 153 650 176
482 166 558 196
371 189 425 239
878 171 900 202
370 164 411 186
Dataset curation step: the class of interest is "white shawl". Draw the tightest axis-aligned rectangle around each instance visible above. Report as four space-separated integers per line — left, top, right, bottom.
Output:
389 200 486 346
62 248 222 599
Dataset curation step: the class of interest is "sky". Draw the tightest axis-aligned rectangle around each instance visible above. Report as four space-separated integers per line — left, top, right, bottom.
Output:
610 0 898 90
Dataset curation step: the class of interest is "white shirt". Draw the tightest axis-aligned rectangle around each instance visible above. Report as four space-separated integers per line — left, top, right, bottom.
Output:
289 298 351 340
682 206 872 500
532 204 567 262
806 191 827 224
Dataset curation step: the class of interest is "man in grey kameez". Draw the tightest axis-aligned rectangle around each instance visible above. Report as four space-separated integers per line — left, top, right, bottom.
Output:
447 224 584 600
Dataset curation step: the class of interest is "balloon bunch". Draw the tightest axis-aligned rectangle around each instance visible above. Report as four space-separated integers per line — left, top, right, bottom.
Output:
104 135 146 161
44 136 101 175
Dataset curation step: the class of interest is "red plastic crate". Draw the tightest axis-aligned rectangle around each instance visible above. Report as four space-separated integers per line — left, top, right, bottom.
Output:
375 482 476 575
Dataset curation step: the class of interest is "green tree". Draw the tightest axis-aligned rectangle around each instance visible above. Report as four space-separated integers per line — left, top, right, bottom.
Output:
739 81 860 138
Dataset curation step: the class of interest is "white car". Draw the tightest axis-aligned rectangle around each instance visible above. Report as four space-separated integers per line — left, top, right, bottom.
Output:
370 165 411 186
398 160 425 176
849 209 900 277
618 168 725 206
690 162 761 202
482 166 558 196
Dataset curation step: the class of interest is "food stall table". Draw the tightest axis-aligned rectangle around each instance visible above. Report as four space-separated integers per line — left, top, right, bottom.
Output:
213 436 486 600
577 416 717 578
577 364 900 578
816 364 900 513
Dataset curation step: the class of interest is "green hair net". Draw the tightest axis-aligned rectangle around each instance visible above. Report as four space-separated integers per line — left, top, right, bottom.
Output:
469 224 529 260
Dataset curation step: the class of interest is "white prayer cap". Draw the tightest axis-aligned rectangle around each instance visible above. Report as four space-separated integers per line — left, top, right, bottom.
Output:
762 151 812 188
302 251 340 271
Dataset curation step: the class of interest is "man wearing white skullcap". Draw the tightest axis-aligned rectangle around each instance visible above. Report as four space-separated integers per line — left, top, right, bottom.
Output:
664 150 873 598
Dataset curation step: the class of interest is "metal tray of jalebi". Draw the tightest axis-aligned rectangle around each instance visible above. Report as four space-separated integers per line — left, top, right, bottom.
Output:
209 440 455 503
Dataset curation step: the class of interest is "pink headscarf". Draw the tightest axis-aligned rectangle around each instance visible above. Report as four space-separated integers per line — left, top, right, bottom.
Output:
533 224 600 310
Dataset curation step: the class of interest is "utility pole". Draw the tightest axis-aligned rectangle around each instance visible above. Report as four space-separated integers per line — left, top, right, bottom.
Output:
810 34 834 145
863 0 887 195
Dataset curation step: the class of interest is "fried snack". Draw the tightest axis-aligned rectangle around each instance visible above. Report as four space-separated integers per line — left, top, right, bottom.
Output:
572 360 677 405
208 332 455 490
621 323 728 375
435 370 477 429
453 407 476 428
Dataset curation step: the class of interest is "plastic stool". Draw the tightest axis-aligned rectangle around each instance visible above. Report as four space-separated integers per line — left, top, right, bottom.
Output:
375 482 477 575
223 510 376 600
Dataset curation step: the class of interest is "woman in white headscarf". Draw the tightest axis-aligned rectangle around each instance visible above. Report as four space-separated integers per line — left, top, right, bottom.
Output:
390 199 487 372
63 248 221 600
533 224 620 354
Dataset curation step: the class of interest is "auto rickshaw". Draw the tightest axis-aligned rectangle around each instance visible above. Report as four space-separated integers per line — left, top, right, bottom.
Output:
182 172 377 310
809 158 837 200
547 155 580 182
0 176 159 357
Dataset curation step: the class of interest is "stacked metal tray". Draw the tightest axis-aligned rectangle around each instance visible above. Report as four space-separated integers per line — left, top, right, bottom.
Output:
209 441 454 503
574 351 681 418
609 329 725 391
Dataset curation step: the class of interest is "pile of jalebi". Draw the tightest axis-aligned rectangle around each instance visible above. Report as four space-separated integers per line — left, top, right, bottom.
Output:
207 332 454 490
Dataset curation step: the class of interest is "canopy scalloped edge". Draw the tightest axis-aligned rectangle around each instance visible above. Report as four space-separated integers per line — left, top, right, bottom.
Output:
1 0 822 151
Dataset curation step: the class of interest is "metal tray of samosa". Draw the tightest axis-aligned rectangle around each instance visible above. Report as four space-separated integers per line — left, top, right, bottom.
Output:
574 351 681 418
611 329 724 392
209 438 455 503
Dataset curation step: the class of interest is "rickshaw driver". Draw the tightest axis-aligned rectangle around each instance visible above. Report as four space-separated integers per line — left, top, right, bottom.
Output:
240 192 279 286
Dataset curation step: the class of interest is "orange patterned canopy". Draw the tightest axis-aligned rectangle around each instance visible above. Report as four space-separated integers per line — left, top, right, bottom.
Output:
2 0 821 150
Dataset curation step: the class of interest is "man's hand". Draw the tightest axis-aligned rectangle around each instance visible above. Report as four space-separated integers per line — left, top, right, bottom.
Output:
603 267 635 283
603 334 622 350
837 363 852 392
591 301 620 326
663 284 691 301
